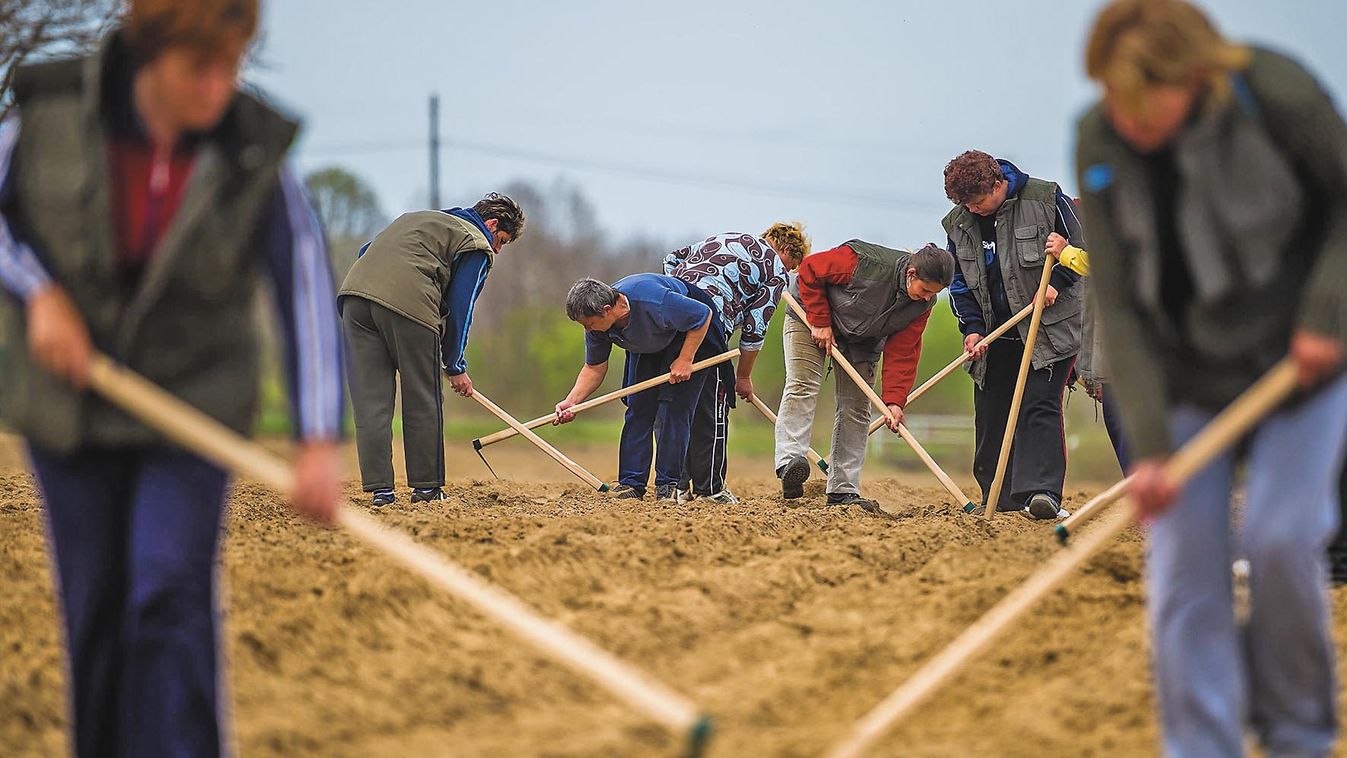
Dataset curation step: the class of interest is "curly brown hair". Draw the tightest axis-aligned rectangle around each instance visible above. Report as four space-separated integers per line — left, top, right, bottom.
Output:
761 221 811 266
943 150 1004 205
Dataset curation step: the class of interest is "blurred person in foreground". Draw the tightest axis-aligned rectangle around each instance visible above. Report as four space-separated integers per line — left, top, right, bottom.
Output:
1078 1 1347 754
0 1 344 754
339 193 523 506
661 223 809 503
774 241 952 513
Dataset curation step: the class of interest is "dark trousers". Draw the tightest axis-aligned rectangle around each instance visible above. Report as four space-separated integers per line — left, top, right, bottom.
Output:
341 296 445 491
680 364 733 496
29 445 229 758
1101 384 1131 472
973 339 1073 510
619 342 709 491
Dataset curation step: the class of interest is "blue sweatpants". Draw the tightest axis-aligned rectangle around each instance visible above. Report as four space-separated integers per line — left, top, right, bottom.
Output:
30 445 230 758
619 348 708 491
1148 374 1347 758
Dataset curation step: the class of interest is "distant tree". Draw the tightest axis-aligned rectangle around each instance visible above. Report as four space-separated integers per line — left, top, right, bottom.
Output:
0 0 121 120
304 166 385 281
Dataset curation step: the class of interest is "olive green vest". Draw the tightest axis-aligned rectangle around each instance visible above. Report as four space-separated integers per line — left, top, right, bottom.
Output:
338 210 493 333
942 178 1082 387
0 33 299 452
787 240 934 365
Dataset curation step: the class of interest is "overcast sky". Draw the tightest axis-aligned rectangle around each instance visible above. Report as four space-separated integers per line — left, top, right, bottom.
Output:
250 0 1347 252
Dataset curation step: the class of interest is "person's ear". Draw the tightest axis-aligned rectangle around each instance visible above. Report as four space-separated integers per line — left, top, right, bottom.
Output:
484 218 499 233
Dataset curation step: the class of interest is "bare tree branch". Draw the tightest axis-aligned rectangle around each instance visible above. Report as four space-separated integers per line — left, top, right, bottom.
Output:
0 0 122 120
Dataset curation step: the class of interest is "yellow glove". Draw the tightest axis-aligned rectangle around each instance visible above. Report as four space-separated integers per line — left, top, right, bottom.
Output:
1058 245 1089 276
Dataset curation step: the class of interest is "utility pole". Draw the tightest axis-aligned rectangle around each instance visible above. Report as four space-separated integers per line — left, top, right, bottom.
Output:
428 93 440 209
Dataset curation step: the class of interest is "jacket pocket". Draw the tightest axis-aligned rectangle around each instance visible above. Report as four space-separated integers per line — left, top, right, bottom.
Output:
1014 225 1045 266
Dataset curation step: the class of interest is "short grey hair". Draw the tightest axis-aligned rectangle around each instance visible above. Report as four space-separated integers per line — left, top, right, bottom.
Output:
566 278 618 321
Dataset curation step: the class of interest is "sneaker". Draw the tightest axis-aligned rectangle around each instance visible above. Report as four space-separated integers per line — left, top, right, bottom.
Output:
1026 493 1069 520
676 487 697 504
410 487 448 503
611 484 645 500
704 490 740 504
827 492 887 517
779 456 811 500
370 489 395 507
654 484 678 502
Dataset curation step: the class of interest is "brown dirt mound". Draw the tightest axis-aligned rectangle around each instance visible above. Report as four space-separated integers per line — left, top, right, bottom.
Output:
4 454 1347 756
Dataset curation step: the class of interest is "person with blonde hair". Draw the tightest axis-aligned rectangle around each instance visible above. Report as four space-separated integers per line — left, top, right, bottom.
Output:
774 241 953 512
1077 1 1347 754
660 223 806 502
0 0 344 754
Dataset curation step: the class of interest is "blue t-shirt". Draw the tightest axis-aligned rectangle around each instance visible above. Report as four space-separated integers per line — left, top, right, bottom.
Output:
583 274 712 365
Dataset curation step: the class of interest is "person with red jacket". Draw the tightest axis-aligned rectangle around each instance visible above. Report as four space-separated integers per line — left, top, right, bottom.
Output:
774 242 953 512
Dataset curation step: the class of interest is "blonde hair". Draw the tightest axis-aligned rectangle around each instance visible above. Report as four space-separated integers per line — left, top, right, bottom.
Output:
762 222 811 266
1085 0 1250 116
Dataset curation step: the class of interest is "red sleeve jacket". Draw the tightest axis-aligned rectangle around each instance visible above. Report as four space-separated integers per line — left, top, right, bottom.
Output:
798 244 928 408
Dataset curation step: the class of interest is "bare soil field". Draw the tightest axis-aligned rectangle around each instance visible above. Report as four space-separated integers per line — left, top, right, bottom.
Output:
5 436 1347 756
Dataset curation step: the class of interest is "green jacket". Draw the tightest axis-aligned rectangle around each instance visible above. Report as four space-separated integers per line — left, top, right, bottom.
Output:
943 179 1083 387
338 210 493 333
1077 47 1347 459
0 32 316 452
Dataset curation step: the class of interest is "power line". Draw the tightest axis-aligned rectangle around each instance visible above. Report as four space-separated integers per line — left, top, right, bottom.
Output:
300 135 949 213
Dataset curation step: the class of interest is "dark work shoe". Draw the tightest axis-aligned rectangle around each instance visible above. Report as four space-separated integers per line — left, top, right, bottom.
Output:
411 487 448 503
1026 493 1069 521
654 484 678 502
611 484 645 500
827 492 887 517
779 456 811 500
370 489 395 507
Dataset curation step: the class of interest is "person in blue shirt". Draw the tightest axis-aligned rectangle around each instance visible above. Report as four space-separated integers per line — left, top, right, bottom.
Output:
555 274 727 500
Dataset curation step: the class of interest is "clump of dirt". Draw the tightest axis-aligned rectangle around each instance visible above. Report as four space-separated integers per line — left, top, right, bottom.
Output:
3 451 1346 757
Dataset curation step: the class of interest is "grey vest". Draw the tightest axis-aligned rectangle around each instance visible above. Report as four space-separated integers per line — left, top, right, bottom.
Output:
0 33 299 452
1106 85 1302 370
338 210 494 333
788 240 935 365
942 178 1082 387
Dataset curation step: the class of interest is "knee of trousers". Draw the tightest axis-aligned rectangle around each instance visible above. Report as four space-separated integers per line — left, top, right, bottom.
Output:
1245 518 1335 571
126 575 215 635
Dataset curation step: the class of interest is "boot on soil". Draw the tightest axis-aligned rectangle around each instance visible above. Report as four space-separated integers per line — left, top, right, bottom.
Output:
654 484 678 502
610 484 645 500
778 456 811 500
827 492 889 518
370 488 395 507
1025 493 1070 521
411 487 448 503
